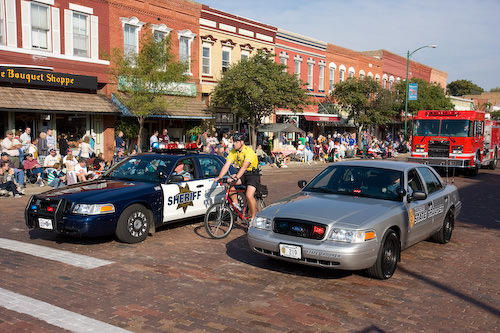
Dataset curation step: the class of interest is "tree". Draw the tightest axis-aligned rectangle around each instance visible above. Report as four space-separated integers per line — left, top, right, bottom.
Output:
394 78 454 114
447 79 484 96
490 87 500 92
330 78 398 147
210 51 310 147
111 27 189 152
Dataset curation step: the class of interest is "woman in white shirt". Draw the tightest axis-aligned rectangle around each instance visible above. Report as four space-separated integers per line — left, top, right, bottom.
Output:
78 136 94 159
63 149 78 185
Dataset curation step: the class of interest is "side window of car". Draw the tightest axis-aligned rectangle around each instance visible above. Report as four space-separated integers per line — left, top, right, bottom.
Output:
183 158 197 180
417 167 442 194
407 169 424 195
198 156 222 178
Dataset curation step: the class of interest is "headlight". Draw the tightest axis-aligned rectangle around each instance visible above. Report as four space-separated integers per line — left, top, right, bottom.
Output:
414 144 426 153
451 145 463 154
251 216 272 230
328 228 376 243
72 203 115 215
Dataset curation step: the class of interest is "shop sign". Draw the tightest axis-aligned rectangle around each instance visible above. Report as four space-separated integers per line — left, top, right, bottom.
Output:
118 76 197 97
0 66 97 91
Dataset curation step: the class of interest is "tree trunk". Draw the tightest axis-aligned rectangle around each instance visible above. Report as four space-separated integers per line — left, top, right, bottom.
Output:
137 117 145 153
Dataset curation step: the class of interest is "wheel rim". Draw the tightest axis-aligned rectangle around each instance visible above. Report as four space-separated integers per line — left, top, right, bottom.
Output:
127 211 148 238
206 204 233 238
444 215 452 241
382 235 398 278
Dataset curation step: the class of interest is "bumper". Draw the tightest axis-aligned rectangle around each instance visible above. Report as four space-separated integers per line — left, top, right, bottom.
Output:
408 157 471 168
26 212 117 237
247 227 379 271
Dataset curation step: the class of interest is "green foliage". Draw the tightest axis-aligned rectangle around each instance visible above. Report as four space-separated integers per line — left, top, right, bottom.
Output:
394 78 454 114
210 51 310 145
115 117 139 139
490 87 500 92
491 110 500 120
447 79 484 96
331 78 399 146
111 26 189 151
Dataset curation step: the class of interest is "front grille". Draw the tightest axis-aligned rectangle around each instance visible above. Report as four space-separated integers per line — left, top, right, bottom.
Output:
253 247 340 267
428 140 450 157
273 218 327 240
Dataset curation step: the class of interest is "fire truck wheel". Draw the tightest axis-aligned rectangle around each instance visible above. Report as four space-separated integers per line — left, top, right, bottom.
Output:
469 154 480 176
489 152 497 170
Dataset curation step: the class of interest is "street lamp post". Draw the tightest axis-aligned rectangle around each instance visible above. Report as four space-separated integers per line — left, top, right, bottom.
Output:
404 44 437 141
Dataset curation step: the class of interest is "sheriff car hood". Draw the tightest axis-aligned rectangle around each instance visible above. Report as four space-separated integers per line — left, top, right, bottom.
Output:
260 192 403 228
34 179 152 202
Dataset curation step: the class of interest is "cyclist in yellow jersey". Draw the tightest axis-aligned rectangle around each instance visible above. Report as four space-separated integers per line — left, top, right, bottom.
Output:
215 133 261 220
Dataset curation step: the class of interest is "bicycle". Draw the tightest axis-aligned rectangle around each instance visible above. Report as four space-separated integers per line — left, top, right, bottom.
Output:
204 177 266 239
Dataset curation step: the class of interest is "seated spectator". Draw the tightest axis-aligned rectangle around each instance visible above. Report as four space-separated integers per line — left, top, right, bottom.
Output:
75 158 90 182
256 145 273 165
43 148 61 168
1 130 22 168
0 161 23 197
48 162 66 189
24 153 45 186
1 152 25 187
112 148 125 165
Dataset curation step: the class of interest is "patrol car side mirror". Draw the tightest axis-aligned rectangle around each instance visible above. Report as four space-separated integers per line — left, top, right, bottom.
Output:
298 180 307 189
168 175 184 184
158 170 167 180
409 191 427 202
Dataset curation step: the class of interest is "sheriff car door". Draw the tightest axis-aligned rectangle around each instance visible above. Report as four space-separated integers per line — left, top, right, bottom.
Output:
417 166 446 233
406 168 435 246
161 158 206 221
197 155 226 209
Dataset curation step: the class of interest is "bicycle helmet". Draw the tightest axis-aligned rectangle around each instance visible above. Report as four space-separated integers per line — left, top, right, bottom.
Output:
232 133 246 142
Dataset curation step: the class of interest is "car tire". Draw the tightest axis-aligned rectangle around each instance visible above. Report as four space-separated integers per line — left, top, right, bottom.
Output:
432 211 454 244
115 204 152 243
489 151 497 170
367 230 399 280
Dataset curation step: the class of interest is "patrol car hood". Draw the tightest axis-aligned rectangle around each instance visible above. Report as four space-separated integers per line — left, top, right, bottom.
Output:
261 192 402 228
35 179 151 202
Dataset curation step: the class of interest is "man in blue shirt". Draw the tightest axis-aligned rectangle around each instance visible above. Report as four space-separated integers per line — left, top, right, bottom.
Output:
115 131 125 153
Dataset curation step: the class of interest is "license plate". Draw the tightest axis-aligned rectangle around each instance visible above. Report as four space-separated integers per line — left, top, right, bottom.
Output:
38 218 53 230
279 243 302 259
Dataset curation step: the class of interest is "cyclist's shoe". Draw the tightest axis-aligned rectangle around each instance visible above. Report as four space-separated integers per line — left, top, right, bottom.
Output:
233 202 242 212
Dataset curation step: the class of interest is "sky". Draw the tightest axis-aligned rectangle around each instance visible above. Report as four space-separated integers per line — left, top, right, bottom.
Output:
200 0 500 92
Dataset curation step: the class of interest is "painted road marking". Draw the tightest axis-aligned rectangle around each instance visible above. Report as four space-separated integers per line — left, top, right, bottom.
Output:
0 287 131 332
0 238 114 269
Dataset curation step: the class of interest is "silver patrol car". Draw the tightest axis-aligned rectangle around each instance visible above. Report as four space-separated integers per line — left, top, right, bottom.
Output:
247 160 462 279
26 148 237 243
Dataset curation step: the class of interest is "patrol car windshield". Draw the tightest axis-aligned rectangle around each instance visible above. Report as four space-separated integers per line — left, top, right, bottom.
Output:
104 155 173 183
304 166 404 201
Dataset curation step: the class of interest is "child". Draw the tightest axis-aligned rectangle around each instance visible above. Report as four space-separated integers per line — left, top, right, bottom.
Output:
48 162 66 188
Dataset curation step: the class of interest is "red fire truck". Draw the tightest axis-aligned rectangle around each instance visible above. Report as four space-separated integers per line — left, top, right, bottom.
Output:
409 110 500 175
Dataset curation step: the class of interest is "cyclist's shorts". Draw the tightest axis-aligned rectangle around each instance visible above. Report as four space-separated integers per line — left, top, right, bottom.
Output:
241 170 260 189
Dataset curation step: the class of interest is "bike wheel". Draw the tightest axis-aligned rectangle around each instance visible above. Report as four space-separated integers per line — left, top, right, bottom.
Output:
257 198 266 211
205 202 234 239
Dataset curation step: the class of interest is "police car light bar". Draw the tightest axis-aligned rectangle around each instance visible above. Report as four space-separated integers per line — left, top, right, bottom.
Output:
152 142 199 154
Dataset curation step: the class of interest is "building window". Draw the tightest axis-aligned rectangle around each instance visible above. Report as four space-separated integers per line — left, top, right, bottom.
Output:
154 30 166 42
339 69 345 82
241 50 249 60
178 30 196 74
319 65 325 92
307 63 314 90
123 24 137 56
202 44 211 75
294 55 302 80
31 2 50 50
222 47 231 72
348 67 355 78
329 63 336 91
72 12 89 57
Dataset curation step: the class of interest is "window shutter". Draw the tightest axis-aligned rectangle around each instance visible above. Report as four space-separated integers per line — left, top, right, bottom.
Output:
51 7 60 54
90 15 98 59
5 0 17 47
21 0 31 49
64 9 72 55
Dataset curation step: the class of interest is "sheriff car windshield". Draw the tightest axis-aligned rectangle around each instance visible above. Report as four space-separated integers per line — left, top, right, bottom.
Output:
303 165 404 201
104 155 174 183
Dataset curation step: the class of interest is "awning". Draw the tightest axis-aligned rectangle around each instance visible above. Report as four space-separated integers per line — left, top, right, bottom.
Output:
113 93 213 120
257 123 305 133
304 114 341 122
0 86 119 113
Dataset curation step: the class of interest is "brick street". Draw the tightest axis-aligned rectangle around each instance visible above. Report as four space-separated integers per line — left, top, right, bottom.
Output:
0 161 499 332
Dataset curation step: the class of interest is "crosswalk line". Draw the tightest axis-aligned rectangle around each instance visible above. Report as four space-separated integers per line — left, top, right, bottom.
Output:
0 238 114 269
